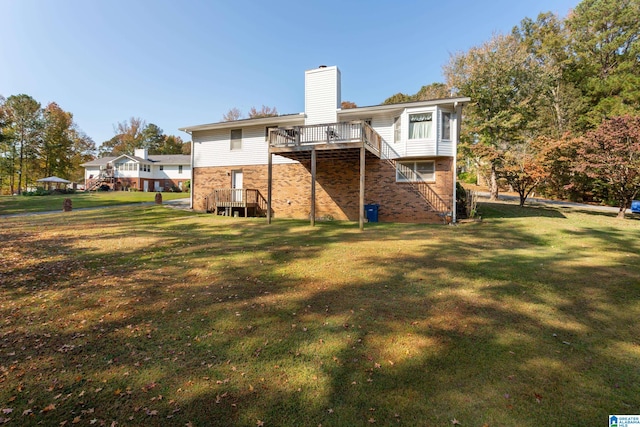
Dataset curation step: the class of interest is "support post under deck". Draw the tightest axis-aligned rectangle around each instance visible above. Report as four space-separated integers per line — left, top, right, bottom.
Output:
267 152 272 224
311 148 316 227
359 146 365 231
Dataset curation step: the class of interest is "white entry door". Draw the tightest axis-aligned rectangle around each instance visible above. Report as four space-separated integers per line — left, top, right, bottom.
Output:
143 180 149 192
232 170 243 202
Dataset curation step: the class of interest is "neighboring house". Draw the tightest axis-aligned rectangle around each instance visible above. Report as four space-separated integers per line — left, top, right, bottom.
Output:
81 148 191 192
180 65 469 224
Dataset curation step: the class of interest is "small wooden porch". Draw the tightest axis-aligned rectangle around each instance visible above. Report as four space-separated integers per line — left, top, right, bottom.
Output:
267 121 383 230
86 165 115 191
205 188 268 217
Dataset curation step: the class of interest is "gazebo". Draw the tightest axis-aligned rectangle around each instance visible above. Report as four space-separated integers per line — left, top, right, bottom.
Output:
37 176 71 190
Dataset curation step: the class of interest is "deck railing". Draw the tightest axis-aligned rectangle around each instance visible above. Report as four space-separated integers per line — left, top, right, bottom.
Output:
86 167 115 191
206 188 268 216
269 121 381 155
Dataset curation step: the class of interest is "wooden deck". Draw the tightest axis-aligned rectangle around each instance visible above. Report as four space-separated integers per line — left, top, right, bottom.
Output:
205 188 268 217
268 121 382 162
265 121 384 229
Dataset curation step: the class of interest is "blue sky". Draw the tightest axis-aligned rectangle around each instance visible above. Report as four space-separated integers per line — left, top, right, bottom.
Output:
0 0 579 148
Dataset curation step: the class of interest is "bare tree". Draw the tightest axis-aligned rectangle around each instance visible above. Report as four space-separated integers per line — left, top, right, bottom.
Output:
222 108 242 122
248 105 278 119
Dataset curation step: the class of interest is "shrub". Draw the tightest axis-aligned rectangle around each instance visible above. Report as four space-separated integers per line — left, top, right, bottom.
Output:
23 188 51 196
457 171 477 184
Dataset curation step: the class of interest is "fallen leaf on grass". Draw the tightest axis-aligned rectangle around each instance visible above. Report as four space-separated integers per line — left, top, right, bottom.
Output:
451 419 461 425
42 403 56 412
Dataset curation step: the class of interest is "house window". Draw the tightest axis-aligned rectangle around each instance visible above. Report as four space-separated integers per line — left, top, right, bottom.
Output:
178 165 183 174
396 161 436 182
393 116 401 143
230 129 242 150
442 112 452 140
159 165 164 171
409 113 433 139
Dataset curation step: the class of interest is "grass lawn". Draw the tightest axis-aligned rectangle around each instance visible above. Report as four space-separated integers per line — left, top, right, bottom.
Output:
1 202 639 426
0 191 188 215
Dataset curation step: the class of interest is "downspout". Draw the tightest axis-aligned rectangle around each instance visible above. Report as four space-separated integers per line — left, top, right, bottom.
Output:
187 130 194 209
452 101 463 223
452 101 464 224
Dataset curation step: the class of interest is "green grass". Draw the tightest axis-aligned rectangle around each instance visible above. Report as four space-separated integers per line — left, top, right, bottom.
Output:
0 191 188 215
1 201 639 426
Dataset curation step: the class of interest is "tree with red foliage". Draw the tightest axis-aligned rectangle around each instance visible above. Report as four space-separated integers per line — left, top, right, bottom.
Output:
498 138 548 207
575 115 640 218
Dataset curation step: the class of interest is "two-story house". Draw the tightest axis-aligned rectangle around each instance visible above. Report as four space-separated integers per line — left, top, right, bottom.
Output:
82 148 191 192
180 66 469 225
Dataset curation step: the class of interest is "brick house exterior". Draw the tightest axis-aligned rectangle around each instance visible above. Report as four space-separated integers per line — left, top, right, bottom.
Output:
182 66 469 224
82 149 191 192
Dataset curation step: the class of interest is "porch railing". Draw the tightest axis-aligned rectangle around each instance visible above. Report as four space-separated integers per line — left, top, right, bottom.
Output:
269 121 381 156
87 167 115 191
394 162 452 215
206 188 268 216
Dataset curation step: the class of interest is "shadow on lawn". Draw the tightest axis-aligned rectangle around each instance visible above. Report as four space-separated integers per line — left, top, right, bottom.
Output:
1 206 640 426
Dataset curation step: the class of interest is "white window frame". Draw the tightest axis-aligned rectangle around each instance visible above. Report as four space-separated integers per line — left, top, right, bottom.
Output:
393 116 401 143
442 111 452 141
396 160 436 183
230 129 242 151
408 112 434 140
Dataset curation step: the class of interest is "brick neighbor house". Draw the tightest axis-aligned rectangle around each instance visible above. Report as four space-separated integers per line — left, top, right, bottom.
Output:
81 148 191 192
180 65 469 226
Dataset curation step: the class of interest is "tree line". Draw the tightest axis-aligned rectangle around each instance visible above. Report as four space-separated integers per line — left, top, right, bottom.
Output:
440 0 640 217
98 117 190 158
0 95 191 195
0 94 96 195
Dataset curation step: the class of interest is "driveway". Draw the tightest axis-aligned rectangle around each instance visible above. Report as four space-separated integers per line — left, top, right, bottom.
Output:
0 198 192 218
476 192 623 214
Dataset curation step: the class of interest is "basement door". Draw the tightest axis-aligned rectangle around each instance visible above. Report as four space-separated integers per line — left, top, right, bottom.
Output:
232 170 243 202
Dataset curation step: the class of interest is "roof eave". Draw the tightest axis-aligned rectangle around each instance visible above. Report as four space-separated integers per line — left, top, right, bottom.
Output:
180 113 306 133
337 97 471 117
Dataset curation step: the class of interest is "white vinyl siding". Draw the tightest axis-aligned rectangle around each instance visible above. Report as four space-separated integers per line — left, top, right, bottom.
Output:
192 126 298 167
191 105 459 168
155 164 190 179
305 66 340 125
